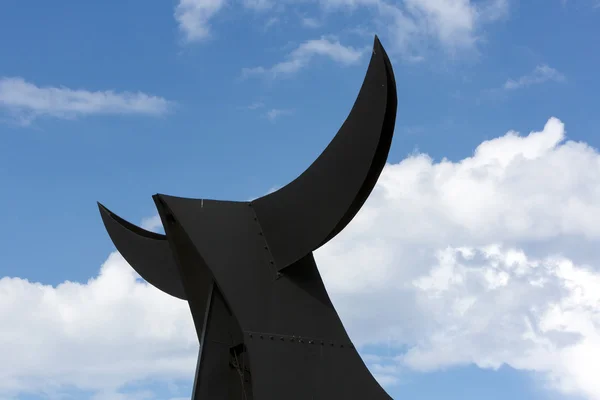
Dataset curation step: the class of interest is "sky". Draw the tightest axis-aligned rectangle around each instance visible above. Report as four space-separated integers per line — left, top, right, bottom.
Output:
1 0 600 399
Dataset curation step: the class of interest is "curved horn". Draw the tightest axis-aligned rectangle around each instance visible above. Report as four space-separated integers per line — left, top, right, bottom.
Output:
98 203 187 300
251 35 397 270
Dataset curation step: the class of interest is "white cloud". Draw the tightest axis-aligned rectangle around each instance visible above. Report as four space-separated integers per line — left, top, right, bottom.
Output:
561 0 600 9
140 215 164 233
245 101 265 110
504 64 566 90
263 16 280 30
0 252 196 398
174 0 508 58
242 0 274 11
0 77 171 125
174 0 226 43
265 108 293 121
242 37 367 78
316 0 509 59
5 117 600 399
312 117 600 399
300 16 321 28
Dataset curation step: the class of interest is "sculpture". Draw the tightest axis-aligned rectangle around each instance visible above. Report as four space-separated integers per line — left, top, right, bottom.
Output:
98 35 397 399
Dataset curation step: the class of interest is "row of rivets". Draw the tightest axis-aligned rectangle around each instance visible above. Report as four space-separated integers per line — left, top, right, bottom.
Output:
246 332 354 348
248 203 278 276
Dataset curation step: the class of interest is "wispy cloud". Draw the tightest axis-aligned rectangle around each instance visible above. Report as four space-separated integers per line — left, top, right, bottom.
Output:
315 0 508 59
175 0 508 59
242 0 274 11
175 0 281 42
561 0 600 8
0 77 171 125
245 101 265 110
174 0 226 43
242 37 367 79
503 64 566 90
240 102 290 122
264 16 280 30
300 15 321 28
265 108 293 122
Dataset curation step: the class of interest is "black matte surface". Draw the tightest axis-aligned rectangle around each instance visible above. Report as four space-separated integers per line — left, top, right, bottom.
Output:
97 35 397 399
252 36 397 271
98 203 187 300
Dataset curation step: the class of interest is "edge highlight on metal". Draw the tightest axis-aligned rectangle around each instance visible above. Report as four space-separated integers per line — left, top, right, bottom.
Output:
98 35 397 399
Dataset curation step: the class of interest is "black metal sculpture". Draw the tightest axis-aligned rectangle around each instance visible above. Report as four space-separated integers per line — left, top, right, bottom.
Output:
98 36 397 399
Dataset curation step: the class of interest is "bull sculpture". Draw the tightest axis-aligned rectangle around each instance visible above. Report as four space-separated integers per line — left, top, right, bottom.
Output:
98 35 397 399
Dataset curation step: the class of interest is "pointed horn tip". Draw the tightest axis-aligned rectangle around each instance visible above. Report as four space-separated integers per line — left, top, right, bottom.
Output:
373 35 382 48
97 203 121 222
372 35 390 60
97 202 108 213
97 202 117 224
97 202 118 218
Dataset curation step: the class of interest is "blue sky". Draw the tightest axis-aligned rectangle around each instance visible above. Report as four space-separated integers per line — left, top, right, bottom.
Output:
1 0 600 399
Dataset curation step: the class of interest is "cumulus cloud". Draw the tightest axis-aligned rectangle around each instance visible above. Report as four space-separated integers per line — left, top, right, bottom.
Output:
0 252 196 398
4 117 600 399
404 246 600 396
174 0 226 43
313 117 600 399
0 77 171 125
242 37 367 78
504 64 566 90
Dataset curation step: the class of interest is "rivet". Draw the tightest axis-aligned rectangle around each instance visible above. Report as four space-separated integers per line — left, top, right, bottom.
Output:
270 336 274 340
260 335 263 339
309 340 314 344
340 344 344 348
330 342 334 347
320 341 324 346
249 333 253 338
264 246 269 250
280 337 284 341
